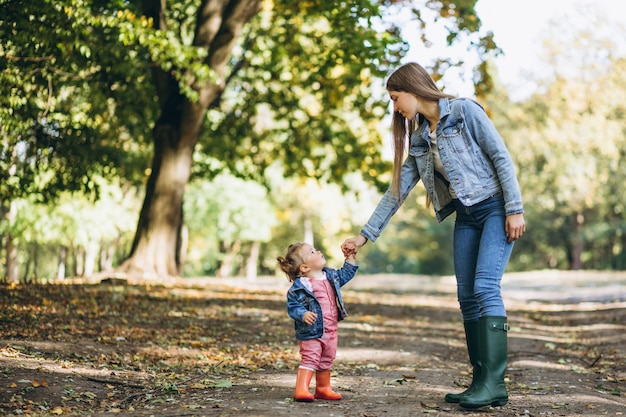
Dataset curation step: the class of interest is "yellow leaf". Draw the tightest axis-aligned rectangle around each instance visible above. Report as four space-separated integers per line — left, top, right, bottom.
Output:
32 379 48 387
51 407 64 415
10 382 17 388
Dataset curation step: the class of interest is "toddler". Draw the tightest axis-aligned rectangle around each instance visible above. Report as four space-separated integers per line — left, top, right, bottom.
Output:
277 243 357 401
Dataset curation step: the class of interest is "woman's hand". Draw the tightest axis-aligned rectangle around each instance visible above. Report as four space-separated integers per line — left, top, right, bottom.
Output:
505 213 526 242
341 235 368 257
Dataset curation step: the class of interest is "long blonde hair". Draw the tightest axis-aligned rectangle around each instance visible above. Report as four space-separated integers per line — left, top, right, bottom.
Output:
386 63 454 200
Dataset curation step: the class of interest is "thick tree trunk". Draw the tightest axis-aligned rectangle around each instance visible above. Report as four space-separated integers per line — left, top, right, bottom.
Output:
119 0 261 279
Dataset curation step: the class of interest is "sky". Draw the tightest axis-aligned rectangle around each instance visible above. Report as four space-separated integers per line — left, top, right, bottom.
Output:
400 0 626 99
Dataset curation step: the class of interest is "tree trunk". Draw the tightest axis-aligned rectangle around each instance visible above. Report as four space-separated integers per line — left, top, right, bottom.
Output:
83 241 98 277
2 202 19 284
570 212 584 270
245 241 260 280
5 234 19 284
217 240 241 278
119 0 261 279
57 246 67 281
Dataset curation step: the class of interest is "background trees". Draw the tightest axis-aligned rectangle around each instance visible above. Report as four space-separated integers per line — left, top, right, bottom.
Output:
2 1 625 282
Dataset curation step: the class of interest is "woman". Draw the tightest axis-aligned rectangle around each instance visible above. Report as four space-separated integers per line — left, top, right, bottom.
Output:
341 62 525 409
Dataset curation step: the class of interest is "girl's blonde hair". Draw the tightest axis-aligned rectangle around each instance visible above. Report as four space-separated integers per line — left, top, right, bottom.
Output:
386 63 455 200
277 243 307 282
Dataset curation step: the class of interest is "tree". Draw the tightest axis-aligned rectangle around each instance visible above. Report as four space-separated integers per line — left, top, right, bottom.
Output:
2 0 495 279
488 9 626 270
183 174 277 278
1 0 155 281
121 0 497 278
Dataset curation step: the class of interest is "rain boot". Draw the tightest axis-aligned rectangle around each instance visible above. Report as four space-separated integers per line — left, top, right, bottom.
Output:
460 316 509 409
444 320 481 403
293 368 314 402
314 370 342 400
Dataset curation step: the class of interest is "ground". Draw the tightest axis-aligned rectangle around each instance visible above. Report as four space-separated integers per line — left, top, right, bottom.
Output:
1 271 625 417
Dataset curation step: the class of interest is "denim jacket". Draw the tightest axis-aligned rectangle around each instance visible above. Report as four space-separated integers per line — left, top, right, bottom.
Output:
362 97 524 242
286 262 358 340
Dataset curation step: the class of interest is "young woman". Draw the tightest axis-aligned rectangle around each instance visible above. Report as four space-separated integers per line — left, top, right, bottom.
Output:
342 62 525 409
278 243 358 402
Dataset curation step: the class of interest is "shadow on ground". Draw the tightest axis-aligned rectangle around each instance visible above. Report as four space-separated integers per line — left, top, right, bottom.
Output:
1 271 625 416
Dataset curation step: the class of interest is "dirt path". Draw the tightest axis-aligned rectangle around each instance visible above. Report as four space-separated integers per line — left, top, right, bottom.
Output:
1 271 625 416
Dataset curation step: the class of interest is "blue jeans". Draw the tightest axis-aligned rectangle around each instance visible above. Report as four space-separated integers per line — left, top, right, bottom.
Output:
453 194 513 321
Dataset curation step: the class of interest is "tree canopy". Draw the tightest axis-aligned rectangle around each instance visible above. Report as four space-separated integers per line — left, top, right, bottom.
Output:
2 0 494 279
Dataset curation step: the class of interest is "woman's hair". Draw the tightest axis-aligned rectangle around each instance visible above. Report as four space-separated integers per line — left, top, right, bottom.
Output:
386 63 455 200
277 243 307 282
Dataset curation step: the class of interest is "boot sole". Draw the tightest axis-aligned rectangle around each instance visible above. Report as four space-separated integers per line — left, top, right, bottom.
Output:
459 398 508 409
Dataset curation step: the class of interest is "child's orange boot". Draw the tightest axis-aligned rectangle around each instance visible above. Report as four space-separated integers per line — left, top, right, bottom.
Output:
314 369 342 400
293 368 314 402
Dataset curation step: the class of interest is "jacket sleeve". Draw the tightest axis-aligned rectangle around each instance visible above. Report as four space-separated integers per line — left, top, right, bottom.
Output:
334 262 359 287
361 150 422 241
286 289 309 322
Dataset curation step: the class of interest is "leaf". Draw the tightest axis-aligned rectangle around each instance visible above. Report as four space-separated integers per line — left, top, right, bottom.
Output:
213 379 232 388
32 379 48 388
50 407 64 415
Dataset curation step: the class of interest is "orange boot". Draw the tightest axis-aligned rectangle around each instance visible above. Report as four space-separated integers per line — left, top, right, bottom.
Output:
314 370 342 400
293 368 314 402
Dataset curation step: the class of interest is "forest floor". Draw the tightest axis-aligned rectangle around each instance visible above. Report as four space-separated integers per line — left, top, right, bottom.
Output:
1 270 625 417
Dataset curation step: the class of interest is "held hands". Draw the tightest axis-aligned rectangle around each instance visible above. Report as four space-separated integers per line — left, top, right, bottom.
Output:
341 234 368 259
505 213 526 242
302 311 318 325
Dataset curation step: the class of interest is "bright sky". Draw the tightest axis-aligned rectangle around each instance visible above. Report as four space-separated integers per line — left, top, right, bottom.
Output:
401 0 626 99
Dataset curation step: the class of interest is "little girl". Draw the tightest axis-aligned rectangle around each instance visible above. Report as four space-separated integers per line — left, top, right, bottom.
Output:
277 243 358 402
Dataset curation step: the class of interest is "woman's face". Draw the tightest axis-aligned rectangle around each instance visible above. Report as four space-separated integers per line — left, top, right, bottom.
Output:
388 90 419 120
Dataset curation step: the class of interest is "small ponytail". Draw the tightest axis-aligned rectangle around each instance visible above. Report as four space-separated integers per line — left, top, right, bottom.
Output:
277 243 307 282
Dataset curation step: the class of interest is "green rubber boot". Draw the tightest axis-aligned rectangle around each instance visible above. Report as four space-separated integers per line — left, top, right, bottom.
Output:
444 320 481 403
459 316 509 409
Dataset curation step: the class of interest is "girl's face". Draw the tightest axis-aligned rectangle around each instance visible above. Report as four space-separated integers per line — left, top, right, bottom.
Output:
300 244 326 272
389 90 419 120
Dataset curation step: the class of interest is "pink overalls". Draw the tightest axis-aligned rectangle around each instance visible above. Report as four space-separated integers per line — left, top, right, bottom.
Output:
299 277 339 371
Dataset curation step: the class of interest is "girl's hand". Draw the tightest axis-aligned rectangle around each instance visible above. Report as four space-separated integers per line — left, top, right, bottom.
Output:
302 311 317 325
341 235 367 257
505 213 526 242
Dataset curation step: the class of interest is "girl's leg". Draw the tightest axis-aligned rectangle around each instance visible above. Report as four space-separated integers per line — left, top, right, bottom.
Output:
299 339 322 370
315 332 341 400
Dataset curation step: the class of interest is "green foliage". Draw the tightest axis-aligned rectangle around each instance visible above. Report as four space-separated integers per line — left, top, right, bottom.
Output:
486 11 626 270
0 179 139 281
0 0 155 201
183 174 278 276
193 0 408 192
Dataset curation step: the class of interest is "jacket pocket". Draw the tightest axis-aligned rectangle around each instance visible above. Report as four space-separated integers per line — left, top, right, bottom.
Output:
441 119 470 153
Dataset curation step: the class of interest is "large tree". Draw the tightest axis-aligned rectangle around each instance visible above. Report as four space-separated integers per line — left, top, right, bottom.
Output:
2 0 495 279
119 0 496 278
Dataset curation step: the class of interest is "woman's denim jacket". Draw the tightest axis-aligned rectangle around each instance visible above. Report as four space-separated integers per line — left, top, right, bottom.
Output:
286 262 358 340
362 97 524 242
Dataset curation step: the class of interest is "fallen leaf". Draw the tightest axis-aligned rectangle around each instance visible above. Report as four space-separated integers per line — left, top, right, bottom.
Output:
214 379 232 388
50 407 64 415
32 379 48 388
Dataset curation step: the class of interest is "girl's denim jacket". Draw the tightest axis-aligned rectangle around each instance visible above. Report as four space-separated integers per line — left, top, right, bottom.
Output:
286 262 358 340
362 97 524 242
